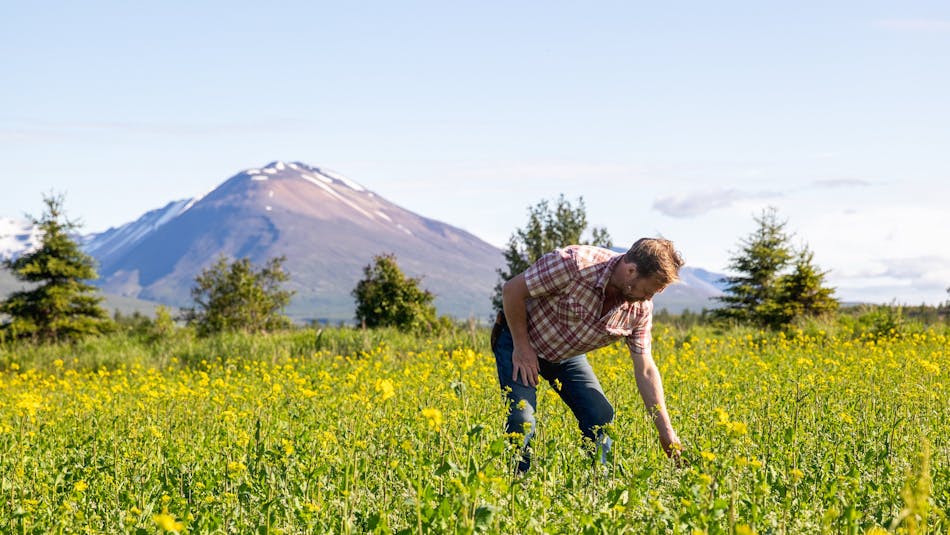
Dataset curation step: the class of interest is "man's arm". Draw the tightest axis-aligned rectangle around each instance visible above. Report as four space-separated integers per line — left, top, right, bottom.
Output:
630 348 681 457
502 273 541 387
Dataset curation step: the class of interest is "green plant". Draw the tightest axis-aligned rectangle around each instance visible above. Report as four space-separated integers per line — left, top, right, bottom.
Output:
182 255 293 336
352 253 441 332
0 194 111 342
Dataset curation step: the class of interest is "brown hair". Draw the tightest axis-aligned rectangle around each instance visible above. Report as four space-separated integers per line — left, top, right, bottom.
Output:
624 238 685 284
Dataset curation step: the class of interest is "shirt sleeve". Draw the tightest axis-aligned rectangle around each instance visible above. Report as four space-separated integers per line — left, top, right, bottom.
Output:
626 301 653 355
524 248 577 298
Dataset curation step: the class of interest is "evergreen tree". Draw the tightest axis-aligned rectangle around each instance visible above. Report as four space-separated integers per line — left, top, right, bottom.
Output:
775 246 838 321
715 207 838 328
0 194 111 342
713 207 793 325
352 253 438 330
492 195 612 312
183 255 293 336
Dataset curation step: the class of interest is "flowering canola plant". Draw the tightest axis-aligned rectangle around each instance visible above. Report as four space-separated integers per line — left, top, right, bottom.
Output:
0 329 947 533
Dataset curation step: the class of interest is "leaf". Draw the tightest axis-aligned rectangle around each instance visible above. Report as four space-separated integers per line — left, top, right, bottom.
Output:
474 505 496 529
434 460 459 476
489 438 506 456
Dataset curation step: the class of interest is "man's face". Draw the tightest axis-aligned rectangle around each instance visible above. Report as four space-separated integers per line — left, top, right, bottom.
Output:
620 264 668 302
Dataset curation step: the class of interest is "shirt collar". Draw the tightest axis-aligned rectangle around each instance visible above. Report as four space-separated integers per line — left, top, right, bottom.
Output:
596 253 624 294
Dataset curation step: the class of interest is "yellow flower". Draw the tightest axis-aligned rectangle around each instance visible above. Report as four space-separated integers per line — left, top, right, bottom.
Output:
700 451 716 462
154 512 185 532
714 407 729 425
375 379 395 401
790 468 804 481
277 438 293 455
73 480 88 493
228 461 247 476
421 408 443 430
727 421 748 436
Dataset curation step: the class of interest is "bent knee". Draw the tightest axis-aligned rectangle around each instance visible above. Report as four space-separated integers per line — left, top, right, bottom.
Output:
587 397 614 427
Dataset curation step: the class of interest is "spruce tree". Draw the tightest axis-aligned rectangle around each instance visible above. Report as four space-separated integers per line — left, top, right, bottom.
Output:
775 246 838 320
714 207 793 325
492 195 612 312
715 207 838 328
0 194 111 342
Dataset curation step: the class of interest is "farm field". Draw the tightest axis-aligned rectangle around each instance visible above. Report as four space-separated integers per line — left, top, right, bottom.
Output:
0 326 947 534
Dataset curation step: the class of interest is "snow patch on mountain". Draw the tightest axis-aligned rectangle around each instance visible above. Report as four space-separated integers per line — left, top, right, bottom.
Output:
309 179 376 220
300 173 332 187
319 168 365 191
0 217 42 260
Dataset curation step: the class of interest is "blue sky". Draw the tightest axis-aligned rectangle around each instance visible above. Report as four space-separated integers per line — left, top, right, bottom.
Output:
2 1 949 304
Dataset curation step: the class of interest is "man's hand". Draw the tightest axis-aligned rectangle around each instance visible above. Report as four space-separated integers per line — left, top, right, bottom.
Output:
511 344 540 387
660 433 681 457
660 432 687 466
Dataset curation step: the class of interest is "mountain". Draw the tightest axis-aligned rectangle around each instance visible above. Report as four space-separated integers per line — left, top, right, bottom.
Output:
652 267 724 313
89 161 505 321
0 217 42 260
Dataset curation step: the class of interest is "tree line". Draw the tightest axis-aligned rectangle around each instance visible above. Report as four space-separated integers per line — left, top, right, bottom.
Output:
2 194 946 344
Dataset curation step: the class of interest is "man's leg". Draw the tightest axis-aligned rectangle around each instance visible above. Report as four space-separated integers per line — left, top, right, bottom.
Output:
491 322 538 473
541 355 615 464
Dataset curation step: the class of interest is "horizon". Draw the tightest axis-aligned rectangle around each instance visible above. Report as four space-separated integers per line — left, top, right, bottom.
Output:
3 2 948 305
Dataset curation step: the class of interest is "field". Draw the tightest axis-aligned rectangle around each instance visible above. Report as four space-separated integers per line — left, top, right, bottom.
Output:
0 325 947 534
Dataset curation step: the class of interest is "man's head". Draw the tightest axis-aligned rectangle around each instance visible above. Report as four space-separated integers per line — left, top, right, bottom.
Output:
612 238 685 302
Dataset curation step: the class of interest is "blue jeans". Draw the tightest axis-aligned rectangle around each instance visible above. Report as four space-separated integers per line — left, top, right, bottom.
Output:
492 322 614 472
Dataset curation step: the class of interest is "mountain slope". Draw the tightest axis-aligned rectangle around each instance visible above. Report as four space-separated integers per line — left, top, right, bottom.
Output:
94 161 504 321
83 198 197 269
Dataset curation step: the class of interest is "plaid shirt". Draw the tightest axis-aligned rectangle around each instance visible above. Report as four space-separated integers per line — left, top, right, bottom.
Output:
523 245 653 362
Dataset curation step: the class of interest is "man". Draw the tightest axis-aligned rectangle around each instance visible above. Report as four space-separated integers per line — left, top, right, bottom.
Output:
491 238 684 473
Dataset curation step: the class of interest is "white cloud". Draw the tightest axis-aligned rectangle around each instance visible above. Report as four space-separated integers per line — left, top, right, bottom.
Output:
799 204 950 304
652 188 782 218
